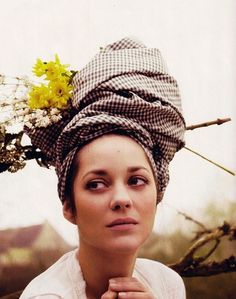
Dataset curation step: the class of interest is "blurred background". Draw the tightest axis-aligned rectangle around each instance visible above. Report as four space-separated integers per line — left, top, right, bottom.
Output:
0 0 235 298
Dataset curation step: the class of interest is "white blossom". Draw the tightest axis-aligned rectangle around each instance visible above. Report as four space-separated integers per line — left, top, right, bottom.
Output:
36 115 51 127
1 75 67 130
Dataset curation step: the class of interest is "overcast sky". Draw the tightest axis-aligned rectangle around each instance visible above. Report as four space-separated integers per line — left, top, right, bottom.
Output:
0 0 235 244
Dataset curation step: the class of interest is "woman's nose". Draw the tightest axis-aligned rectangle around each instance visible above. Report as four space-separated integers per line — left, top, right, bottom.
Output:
110 184 132 211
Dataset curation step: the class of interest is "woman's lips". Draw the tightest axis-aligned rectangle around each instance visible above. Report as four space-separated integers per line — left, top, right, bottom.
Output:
107 218 138 231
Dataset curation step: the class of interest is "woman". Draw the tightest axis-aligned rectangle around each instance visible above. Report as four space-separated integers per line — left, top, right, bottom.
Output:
20 38 186 299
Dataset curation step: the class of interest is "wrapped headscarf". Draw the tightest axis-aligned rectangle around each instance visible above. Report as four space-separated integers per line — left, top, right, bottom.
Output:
26 37 186 203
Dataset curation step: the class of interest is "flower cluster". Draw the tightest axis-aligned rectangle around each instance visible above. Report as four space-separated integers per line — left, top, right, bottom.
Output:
28 54 73 110
0 55 75 173
0 55 75 131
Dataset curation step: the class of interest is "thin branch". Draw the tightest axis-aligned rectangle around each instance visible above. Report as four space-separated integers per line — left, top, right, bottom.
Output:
177 210 209 232
186 118 231 131
185 117 235 176
184 146 235 176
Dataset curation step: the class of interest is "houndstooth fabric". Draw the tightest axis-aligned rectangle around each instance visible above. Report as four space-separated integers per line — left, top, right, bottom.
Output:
25 37 186 203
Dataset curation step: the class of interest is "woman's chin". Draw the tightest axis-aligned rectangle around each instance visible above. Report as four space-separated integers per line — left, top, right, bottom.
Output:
100 236 147 254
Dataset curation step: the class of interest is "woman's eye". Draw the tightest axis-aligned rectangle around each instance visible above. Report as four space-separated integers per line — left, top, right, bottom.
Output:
86 181 106 190
128 177 147 186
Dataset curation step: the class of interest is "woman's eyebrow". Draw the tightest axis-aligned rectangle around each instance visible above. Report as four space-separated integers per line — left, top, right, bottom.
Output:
127 166 150 173
82 169 108 180
82 166 150 180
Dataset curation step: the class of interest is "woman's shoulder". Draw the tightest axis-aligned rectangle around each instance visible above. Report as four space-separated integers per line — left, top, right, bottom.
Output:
20 250 85 299
135 258 186 299
135 257 182 279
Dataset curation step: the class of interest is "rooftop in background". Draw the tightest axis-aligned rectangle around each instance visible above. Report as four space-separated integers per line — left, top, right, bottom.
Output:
0 221 72 253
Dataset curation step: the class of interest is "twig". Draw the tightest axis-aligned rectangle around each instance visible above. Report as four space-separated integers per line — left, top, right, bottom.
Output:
177 211 209 232
168 215 236 276
185 117 235 176
184 146 235 176
186 118 231 131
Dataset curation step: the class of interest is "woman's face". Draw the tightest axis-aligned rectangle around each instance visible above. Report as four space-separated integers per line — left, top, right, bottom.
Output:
64 134 157 254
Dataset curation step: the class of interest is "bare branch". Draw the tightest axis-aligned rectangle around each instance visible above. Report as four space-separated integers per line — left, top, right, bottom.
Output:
186 118 231 131
184 146 235 176
168 218 236 277
171 256 236 277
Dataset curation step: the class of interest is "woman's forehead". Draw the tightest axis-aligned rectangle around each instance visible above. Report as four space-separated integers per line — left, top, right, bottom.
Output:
77 134 151 168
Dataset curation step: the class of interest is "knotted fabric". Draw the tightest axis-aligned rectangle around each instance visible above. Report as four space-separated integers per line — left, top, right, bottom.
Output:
26 38 186 203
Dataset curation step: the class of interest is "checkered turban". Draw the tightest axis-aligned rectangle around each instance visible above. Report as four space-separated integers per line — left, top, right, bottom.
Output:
26 37 186 203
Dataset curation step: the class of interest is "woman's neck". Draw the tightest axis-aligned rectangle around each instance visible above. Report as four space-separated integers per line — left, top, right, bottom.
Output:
77 244 138 299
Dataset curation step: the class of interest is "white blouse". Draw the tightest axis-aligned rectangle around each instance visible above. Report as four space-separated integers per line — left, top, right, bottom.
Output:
20 250 186 299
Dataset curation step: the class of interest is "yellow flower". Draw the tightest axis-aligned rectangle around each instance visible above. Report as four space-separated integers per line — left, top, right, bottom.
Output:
29 55 73 110
50 80 72 109
54 54 70 74
32 55 71 81
28 85 51 109
32 59 47 77
48 55 70 80
43 61 61 81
